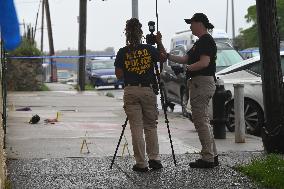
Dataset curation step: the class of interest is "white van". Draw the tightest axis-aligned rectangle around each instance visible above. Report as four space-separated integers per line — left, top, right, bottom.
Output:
170 29 232 51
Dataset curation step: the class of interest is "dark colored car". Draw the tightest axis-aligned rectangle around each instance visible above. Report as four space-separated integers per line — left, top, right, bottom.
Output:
160 42 244 117
86 59 124 89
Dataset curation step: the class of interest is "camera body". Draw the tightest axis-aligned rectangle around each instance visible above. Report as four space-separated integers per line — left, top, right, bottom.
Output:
146 21 157 45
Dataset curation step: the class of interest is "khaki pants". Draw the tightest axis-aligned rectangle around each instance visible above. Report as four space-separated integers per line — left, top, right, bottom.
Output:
123 86 159 167
189 76 217 162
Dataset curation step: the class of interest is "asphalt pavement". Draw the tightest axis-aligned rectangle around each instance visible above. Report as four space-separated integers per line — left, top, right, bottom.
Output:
5 83 266 189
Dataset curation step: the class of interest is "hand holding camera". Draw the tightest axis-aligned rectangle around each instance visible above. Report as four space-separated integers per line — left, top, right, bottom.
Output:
146 21 157 45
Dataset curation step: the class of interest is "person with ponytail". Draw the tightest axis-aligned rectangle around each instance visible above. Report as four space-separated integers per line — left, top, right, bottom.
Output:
114 18 163 172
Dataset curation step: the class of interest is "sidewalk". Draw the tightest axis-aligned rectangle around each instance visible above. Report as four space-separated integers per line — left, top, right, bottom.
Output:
6 83 265 188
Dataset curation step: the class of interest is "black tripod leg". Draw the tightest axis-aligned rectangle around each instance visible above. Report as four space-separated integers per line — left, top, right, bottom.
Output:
153 61 177 166
160 89 177 166
110 117 128 169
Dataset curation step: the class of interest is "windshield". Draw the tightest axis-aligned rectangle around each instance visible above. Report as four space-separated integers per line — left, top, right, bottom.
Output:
216 49 244 72
91 60 114 70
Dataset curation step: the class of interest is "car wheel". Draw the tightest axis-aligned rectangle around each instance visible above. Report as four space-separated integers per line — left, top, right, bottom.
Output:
181 90 191 119
114 85 119 89
225 99 264 136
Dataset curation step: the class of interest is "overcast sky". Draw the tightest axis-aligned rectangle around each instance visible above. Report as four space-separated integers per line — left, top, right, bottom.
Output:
14 0 256 53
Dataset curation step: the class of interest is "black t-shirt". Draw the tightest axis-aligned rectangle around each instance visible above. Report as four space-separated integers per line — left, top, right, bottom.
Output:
186 34 217 78
114 44 158 85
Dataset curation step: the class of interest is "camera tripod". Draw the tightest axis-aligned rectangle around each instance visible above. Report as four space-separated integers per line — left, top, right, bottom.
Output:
110 62 177 169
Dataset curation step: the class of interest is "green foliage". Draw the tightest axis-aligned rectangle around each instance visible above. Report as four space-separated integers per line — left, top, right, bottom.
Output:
6 37 43 91
85 84 95 90
238 0 284 49
38 84 50 91
8 38 42 57
237 154 284 189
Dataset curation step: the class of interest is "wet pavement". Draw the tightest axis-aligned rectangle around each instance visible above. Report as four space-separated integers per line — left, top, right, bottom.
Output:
6 83 266 188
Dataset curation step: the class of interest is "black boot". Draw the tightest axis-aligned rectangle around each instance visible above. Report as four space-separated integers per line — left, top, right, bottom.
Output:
132 165 149 172
189 159 216 168
148 160 163 170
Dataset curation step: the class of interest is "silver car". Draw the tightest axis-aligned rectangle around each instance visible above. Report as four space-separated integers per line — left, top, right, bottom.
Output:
216 51 284 136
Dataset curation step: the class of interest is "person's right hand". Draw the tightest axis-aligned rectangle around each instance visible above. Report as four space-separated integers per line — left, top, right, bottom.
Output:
156 31 162 44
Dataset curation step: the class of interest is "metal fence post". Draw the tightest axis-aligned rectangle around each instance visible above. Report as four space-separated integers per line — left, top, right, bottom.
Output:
233 83 245 143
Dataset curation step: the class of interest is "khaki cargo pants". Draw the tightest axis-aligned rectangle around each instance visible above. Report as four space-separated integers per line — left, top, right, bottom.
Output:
188 76 217 162
123 86 160 167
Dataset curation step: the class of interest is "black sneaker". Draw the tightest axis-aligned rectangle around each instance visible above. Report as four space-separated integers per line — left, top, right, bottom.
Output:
189 159 215 168
132 165 148 172
148 160 163 170
214 155 219 166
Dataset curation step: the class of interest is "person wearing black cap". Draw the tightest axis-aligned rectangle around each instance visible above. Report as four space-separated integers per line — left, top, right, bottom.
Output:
114 18 164 172
157 13 218 168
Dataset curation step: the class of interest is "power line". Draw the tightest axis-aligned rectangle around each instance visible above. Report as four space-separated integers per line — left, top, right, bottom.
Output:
33 0 42 39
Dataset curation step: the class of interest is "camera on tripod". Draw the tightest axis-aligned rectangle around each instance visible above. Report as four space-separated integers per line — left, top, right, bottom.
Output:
146 21 157 45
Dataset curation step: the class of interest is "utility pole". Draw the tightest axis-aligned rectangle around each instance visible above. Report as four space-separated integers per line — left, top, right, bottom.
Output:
231 0 235 45
132 0 138 19
45 0 57 82
225 0 228 33
41 0 45 52
256 0 284 153
78 0 87 91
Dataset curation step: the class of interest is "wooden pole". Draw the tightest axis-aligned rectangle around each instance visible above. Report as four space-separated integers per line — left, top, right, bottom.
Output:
45 0 56 82
78 0 87 91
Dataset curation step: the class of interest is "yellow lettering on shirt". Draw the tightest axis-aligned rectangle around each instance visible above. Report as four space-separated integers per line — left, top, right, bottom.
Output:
124 48 152 75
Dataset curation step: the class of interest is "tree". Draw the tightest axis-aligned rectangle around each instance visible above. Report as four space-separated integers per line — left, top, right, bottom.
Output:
256 0 284 153
236 0 284 49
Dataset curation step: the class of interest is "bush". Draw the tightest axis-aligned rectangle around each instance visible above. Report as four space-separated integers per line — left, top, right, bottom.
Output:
6 38 43 91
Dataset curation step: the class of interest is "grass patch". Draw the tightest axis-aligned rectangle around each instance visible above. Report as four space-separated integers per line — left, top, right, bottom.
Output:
85 84 95 90
236 154 284 189
74 84 95 91
39 84 50 91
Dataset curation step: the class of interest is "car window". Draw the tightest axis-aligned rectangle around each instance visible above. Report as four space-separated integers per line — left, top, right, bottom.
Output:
246 55 284 76
91 61 114 70
58 71 71 78
246 60 261 75
216 49 244 72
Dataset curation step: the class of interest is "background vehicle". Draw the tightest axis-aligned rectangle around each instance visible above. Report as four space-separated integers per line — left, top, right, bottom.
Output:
170 29 232 51
239 47 260 59
216 51 284 136
160 42 244 117
57 70 76 84
86 59 124 89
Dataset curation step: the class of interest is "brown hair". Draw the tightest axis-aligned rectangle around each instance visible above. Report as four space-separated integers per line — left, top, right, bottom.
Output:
125 18 143 48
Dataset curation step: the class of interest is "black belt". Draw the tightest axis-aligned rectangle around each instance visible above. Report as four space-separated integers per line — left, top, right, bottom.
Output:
126 83 151 87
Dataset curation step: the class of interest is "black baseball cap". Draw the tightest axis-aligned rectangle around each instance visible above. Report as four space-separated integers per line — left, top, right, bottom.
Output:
184 13 214 29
